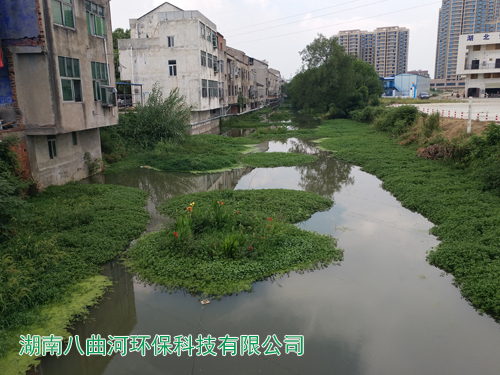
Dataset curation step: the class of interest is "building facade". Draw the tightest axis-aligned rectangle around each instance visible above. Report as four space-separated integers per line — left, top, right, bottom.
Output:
434 0 500 88
119 3 221 127
333 27 409 77
0 0 117 186
119 2 281 130
456 32 500 97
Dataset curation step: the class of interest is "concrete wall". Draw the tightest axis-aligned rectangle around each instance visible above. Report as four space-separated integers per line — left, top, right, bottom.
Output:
27 128 101 187
119 9 220 123
14 52 54 126
129 2 183 39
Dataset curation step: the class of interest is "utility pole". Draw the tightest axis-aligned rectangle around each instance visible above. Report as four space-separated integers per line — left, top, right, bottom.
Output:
467 96 472 133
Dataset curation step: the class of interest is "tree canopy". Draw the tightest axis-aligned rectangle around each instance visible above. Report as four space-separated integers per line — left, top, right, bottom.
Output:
112 28 130 81
288 34 383 118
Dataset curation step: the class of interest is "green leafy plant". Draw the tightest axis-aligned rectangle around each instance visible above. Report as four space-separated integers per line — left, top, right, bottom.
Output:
125 189 342 297
83 152 102 175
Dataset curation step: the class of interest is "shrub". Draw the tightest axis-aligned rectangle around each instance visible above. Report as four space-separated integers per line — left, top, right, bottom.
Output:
0 137 27 241
120 84 191 149
422 112 440 138
373 105 419 136
350 106 386 123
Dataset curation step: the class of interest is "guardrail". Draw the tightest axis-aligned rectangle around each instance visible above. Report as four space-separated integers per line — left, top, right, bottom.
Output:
390 103 500 123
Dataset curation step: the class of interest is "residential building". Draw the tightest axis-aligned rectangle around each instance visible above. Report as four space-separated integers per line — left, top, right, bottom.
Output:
118 2 282 131
119 3 223 131
434 0 500 88
456 32 500 97
268 68 281 101
333 27 409 77
0 0 117 186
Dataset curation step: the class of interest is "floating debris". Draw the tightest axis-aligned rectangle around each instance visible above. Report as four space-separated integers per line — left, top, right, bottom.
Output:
201 299 210 305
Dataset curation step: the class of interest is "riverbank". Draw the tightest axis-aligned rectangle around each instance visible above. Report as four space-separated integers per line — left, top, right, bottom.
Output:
312 119 500 319
0 184 149 373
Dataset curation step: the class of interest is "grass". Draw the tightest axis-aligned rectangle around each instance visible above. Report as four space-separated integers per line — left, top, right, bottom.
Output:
125 189 343 297
0 184 149 361
311 119 500 320
242 152 318 167
221 111 269 128
104 134 260 174
380 98 462 105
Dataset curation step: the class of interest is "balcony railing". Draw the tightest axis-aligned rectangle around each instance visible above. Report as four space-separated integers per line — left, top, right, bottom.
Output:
464 62 500 70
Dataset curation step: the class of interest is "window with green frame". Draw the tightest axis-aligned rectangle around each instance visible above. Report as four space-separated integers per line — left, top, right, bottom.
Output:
58 56 82 102
91 61 109 101
86 1 106 37
52 0 74 28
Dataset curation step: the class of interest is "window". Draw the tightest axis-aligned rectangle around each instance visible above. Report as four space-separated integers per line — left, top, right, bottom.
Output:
470 74 478 79
207 28 212 42
168 60 177 76
72 131 77 145
167 36 174 47
58 56 82 102
52 0 74 28
202 79 207 97
48 135 57 159
208 54 213 69
496 59 500 69
200 22 205 38
484 73 491 78
91 61 109 101
201 51 206 66
209 80 218 97
86 1 106 37
473 45 481 51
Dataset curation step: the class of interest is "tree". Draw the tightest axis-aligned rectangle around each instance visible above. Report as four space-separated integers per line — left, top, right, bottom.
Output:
112 28 130 81
289 34 382 118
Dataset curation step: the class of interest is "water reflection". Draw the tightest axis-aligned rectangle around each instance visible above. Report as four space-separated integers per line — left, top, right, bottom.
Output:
94 168 253 231
37 138 500 375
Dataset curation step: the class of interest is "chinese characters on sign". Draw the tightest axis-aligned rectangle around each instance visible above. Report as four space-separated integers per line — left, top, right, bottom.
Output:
19 334 304 357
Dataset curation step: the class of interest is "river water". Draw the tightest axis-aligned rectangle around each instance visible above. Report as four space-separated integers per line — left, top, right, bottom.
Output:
37 138 500 374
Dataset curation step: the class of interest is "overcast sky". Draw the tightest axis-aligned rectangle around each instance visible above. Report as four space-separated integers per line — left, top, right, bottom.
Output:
110 0 442 79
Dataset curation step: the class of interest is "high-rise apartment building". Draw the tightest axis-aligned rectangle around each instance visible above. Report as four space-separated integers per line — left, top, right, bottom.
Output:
333 26 409 77
435 0 500 84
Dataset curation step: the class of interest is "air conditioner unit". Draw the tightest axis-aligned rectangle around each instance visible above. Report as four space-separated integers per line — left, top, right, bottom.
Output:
101 86 117 107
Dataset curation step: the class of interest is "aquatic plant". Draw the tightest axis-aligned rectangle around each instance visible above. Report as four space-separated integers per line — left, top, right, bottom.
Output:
125 189 342 296
315 119 500 320
0 184 149 358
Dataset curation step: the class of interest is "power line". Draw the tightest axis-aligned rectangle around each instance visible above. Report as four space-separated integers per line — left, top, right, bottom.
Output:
227 0 389 38
230 2 440 46
223 0 362 32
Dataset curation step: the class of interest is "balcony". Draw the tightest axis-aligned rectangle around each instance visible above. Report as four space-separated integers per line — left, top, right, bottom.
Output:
464 61 500 70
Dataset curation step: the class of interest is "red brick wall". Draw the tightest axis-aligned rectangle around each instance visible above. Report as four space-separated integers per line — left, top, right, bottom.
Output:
10 136 31 180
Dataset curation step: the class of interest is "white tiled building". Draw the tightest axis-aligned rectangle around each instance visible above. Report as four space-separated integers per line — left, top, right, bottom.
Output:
456 32 500 97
